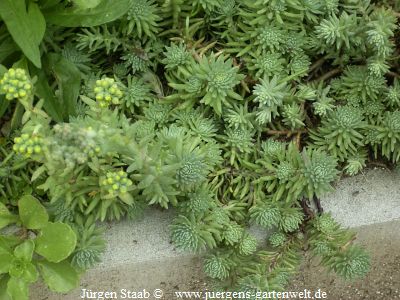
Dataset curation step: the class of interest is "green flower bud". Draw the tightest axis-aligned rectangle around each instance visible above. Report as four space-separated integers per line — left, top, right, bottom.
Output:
93 78 124 107
0 68 32 101
101 170 133 195
13 133 43 158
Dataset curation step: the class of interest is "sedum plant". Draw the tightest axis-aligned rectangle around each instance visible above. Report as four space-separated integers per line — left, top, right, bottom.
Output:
0 0 399 298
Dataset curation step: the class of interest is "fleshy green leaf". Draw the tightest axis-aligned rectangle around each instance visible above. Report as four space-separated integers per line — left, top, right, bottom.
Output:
0 275 11 300
28 2 46 45
7 277 28 300
13 240 34 262
20 263 38 283
0 247 13 274
44 0 133 27
35 222 77 263
0 203 18 229
0 236 22 252
37 260 79 293
119 193 134 205
18 195 49 230
0 0 45 67
72 0 102 9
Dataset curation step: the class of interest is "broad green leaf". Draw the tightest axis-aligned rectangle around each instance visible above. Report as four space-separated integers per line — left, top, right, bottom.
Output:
7 277 28 300
39 0 63 9
13 240 34 262
0 275 11 300
0 247 13 274
0 0 45 68
20 262 38 283
37 260 79 293
35 222 77 263
9 257 38 283
72 0 102 9
0 236 22 252
31 67 63 122
44 0 132 27
46 53 81 117
18 195 49 230
0 203 18 229
28 2 46 45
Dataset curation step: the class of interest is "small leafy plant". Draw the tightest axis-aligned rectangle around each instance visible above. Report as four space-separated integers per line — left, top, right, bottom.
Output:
0 196 78 300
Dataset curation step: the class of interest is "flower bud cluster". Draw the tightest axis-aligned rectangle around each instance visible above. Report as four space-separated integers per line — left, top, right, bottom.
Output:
94 78 123 107
0 68 32 100
13 134 43 158
101 171 133 194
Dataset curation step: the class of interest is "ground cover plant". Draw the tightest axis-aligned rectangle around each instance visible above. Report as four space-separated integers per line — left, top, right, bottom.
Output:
0 0 399 298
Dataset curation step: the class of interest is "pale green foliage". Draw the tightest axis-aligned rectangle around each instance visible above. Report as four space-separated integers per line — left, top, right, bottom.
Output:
125 0 160 38
253 76 289 125
344 152 367 176
122 76 153 112
282 103 304 129
204 255 230 280
170 215 215 252
308 213 370 280
76 26 125 54
194 54 245 115
385 79 400 108
249 202 281 230
223 222 244 245
238 233 258 255
71 215 106 270
180 186 213 214
309 106 366 161
302 148 339 198
327 246 370 280
269 232 287 248
375 111 400 161
162 43 191 70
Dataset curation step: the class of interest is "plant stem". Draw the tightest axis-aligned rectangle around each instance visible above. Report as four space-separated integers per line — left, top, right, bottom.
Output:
266 129 307 136
314 68 342 82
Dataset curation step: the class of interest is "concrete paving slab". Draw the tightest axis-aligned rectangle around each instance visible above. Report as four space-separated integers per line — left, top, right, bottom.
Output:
321 168 400 227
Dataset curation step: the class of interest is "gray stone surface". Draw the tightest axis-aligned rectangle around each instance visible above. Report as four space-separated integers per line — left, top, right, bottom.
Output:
30 168 400 299
321 168 400 228
96 208 180 267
